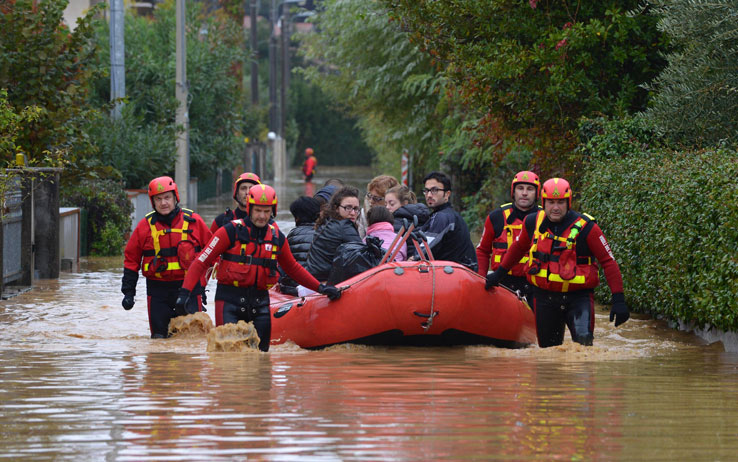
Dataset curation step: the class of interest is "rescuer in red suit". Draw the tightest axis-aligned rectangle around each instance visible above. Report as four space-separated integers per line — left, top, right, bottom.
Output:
121 176 212 338
301 148 317 182
485 178 630 347
476 170 542 297
176 184 341 351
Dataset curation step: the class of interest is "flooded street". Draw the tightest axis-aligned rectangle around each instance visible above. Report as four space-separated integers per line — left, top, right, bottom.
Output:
2 167 738 460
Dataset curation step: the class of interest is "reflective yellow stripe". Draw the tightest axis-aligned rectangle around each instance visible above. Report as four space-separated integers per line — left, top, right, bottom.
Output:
529 211 546 263
147 212 190 265
495 255 528 264
143 262 182 272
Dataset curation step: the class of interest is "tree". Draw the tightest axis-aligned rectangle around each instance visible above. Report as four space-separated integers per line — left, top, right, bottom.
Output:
89 0 251 188
0 0 103 168
289 74 372 166
644 0 738 147
382 0 668 176
299 0 448 178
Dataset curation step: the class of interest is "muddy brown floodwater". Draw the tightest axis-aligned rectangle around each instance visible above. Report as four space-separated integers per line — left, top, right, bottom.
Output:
1 167 738 460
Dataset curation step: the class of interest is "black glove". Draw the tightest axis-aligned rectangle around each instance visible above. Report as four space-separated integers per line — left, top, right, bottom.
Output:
122 293 135 310
318 283 341 301
610 292 630 327
485 267 508 290
175 287 191 316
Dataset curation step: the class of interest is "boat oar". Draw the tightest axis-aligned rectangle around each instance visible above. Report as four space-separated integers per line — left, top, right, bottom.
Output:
379 222 405 265
387 218 415 263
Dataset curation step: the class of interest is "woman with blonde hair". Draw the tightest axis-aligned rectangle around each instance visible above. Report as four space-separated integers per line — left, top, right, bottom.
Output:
384 184 430 232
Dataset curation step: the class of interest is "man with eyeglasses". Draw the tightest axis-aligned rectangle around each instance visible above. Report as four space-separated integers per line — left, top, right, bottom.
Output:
412 171 477 271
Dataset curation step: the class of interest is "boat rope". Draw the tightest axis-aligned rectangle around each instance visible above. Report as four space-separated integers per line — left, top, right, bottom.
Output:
423 262 437 332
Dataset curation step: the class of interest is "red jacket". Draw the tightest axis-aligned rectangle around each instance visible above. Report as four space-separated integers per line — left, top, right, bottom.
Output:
476 203 540 277
124 208 212 282
302 155 317 177
182 218 321 293
500 210 624 294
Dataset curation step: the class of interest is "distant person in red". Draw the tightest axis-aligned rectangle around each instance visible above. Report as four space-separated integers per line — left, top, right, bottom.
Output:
485 178 630 347
176 184 341 351
302 147 317 182
210 172 261 233
121 176 212 338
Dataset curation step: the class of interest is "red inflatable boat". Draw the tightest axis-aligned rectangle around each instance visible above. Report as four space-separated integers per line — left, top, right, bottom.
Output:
269 260 536 349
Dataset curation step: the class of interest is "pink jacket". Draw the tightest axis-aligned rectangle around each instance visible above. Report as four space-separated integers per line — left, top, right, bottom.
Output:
365 222 406 262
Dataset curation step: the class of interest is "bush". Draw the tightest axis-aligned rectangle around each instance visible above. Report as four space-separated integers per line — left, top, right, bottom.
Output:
61 178 133 256
579 117 738 331
85 109 176 189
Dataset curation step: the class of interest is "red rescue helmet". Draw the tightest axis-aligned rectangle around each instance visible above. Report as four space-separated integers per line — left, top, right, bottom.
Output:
233 172 262 201
247 183 278 216
148 176 179 207
510 170 541 199
305 147 314 157
541 178 572 208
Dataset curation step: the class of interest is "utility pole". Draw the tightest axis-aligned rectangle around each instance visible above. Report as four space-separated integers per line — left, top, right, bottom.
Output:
109 0 125 119
268 0 278 135
280 3 289 141
250 0 259 105
175 0 189 206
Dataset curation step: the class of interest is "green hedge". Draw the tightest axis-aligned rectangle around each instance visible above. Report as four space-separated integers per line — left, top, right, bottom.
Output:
61 178 133 257
579 117 738 331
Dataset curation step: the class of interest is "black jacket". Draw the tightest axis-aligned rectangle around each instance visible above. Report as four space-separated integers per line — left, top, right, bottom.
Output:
393 203 431 232
305 218 362 280
212 207 247 230
278 222 317 294
286 222 316 266
418 202 478 271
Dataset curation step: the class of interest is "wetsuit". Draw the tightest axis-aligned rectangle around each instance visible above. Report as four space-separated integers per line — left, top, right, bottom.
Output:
476 203 541 296
122 207 212 338
500 210 624 347
302 155 317 182
181 217 321 351
210 207 248 233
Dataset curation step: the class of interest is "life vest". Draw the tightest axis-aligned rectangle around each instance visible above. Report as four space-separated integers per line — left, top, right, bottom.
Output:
217 219 282 290
526 210 599 292
142 208 201 279
489 203 534 277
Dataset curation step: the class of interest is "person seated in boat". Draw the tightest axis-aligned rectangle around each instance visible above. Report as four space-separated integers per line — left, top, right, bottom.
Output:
475 171 541 297
357 175 399 238
121 176 212 339
485 178 630 348
384 184 430 232
313 179 345 205
305 186 363 281
176 184 341 351
279 196 322 296
210 172 261 232
365 205 406 262
410 171 478 271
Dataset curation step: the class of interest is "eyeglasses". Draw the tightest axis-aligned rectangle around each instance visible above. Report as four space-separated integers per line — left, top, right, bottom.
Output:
422 187 447 195
339 205 361 213
366 192 384 203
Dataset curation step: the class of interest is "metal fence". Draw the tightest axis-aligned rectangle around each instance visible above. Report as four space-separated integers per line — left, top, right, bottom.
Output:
2 176 23 285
